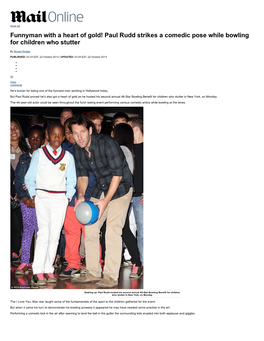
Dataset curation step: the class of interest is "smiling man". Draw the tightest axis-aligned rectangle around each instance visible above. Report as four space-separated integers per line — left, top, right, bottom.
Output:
68 115 133 288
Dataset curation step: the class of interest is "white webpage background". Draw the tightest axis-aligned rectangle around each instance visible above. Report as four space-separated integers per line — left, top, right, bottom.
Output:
2 0 264 340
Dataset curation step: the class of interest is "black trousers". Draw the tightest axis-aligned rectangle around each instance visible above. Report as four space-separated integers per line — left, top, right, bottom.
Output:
10 206 23 259
122 206 142 267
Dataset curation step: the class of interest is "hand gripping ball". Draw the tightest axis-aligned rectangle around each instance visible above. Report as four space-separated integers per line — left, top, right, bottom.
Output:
75 201 99 225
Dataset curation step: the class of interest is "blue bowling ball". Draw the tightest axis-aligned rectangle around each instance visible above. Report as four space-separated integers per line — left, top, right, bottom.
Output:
75 201 99 225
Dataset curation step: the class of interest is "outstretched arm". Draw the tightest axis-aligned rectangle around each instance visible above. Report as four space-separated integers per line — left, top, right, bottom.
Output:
74 176 89 211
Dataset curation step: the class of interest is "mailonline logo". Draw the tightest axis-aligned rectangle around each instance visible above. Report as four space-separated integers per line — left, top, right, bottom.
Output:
11 11 84 22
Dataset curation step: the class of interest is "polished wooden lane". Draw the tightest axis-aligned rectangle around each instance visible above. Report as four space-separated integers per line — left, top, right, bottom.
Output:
10 263 143 290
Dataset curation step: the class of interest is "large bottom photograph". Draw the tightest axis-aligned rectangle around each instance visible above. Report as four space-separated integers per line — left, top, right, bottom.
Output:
10 106 144 290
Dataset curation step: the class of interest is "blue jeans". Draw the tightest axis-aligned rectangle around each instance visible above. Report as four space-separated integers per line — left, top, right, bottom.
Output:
131 195 143 265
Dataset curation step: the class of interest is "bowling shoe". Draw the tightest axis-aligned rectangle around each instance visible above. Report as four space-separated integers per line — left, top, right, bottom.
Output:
59 266 79 278
129 264 143 279
71 266 86 278
44 273 57 283
95 275 118 288
71 271 101 283
31 273 46 286
15 263 29 275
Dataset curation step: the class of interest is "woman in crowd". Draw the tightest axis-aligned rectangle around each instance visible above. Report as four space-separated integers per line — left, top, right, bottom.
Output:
10 118 29 263
113 123 143 279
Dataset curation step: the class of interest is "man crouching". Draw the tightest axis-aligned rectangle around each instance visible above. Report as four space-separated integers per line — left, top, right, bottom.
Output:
68 115 133 288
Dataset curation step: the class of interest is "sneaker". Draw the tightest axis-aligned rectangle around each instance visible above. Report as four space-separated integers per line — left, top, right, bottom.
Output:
129 264 143 279
44 273 57 283
11 252 20 263
123 259 133 267
71 267 86 278
53 257 62 268
31 273 46 286
15 263 28 275
59 266 79 278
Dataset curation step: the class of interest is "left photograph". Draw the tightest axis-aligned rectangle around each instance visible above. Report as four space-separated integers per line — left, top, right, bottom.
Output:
10 106 144 290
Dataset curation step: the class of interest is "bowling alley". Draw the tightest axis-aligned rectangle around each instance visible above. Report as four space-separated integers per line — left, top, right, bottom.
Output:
10 106 143 289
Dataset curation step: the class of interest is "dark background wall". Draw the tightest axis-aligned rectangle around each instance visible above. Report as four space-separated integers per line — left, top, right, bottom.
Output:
11 106 143 136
